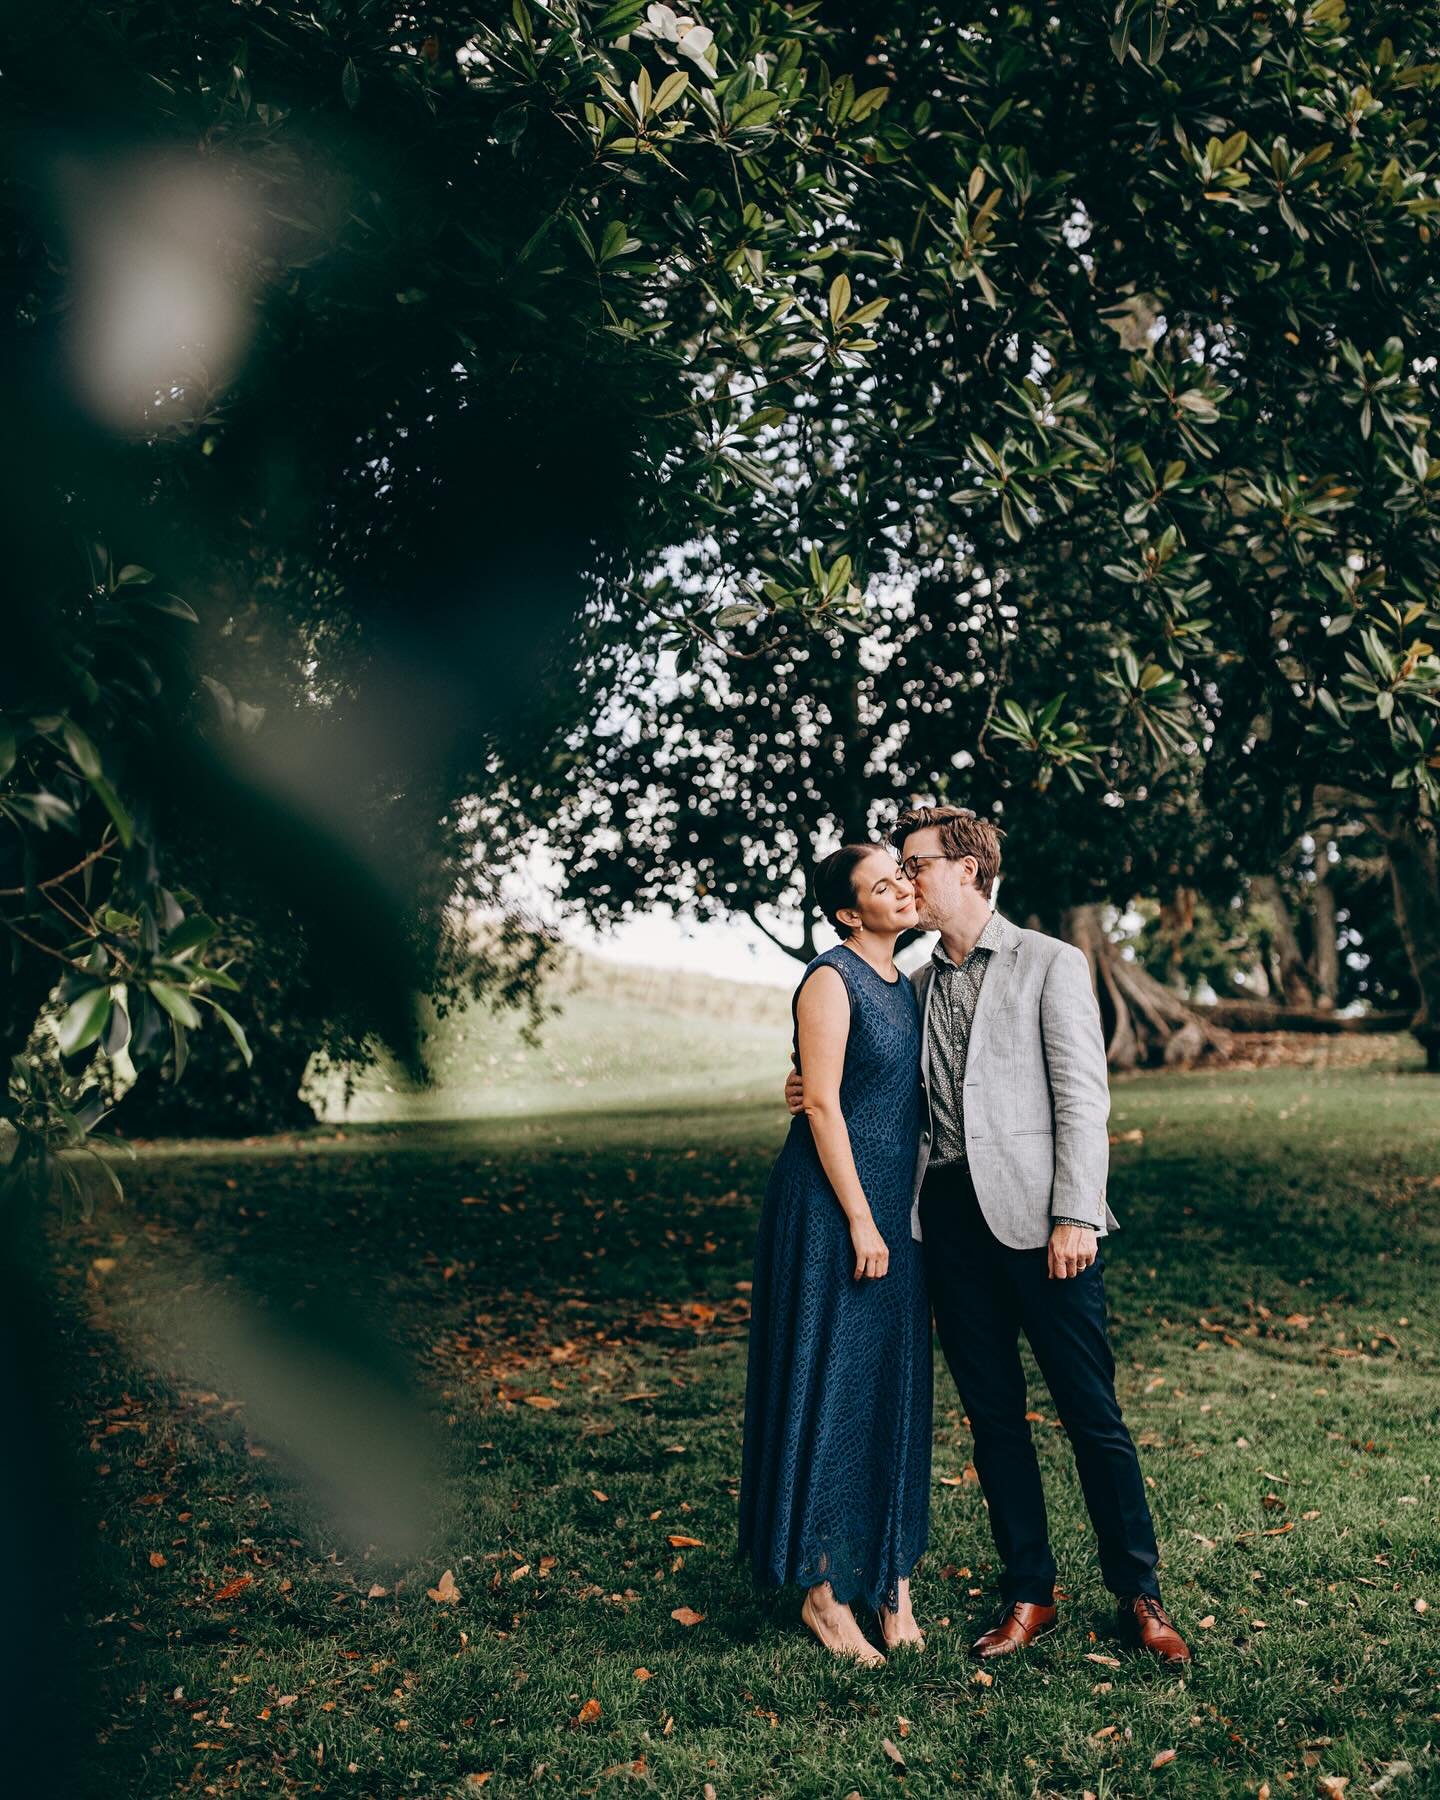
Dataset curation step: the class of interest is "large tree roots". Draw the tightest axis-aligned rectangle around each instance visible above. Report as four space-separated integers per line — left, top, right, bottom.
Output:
1061 904 1231 1072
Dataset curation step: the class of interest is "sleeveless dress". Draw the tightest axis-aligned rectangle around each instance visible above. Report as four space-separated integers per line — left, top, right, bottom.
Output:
738 943 932 1613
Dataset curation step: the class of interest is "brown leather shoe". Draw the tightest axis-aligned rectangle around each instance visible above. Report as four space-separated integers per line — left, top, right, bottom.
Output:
971 1600 1058 1659
1117 1594 1192 1664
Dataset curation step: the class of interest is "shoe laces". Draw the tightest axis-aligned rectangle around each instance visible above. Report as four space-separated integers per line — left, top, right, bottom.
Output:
1132 1594 1172 1627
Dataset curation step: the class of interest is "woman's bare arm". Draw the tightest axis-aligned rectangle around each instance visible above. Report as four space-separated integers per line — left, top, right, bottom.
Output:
795 969 888 1278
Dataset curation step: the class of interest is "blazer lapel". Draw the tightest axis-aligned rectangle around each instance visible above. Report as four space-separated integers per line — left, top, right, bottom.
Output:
913 962 936 1079
965 913 1021 1066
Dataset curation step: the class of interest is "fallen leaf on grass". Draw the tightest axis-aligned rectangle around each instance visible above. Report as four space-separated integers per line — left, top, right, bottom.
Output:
1317 1778 1349 1798
575 1698 602 1727
1197 1615 1216 1629
591 1489 609 1502
1264 1521 1296 1536
633 1668 652 1681
670 1606 705 1627
509 1563 530 1581
896 1716 911 1738
621 1391 660 1403
426 1570 460 1604
1415 1598 1428 1615
522 1394 559 1410
211 1576 252 1603
938 1466 979 1486
667 1535 704 1548
1085 1652 1121 1668
881 1737 907 1771
148 1551 166 1569
367 1584 388 1598
971 1669 992 1686
1090 1724 1119 1743
463 1778 491 1791
1151 1748 1177 1769
597 1761 647 1780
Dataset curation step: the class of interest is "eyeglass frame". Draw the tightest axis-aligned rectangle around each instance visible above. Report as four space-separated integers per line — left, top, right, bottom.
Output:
897 851 975 881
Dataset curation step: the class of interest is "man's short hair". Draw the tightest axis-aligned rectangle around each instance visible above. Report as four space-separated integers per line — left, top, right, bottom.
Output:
889 803 1006 901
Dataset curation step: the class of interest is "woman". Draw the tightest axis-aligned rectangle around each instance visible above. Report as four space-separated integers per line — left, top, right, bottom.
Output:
738 844 932 1665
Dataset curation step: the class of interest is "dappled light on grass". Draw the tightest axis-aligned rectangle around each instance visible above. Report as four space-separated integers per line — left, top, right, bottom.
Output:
48 1057 1440 1795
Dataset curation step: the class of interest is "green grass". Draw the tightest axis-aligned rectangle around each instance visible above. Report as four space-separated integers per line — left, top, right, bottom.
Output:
48 1044 1440 1798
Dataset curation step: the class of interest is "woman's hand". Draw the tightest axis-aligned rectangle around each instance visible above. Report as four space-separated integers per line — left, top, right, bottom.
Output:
850 1215 890 1281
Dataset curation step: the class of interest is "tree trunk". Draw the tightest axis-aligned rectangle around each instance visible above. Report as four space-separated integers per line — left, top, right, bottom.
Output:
1377 812 1440 1071
1309 828 1340 1011
1315 787 1440 1071
1251 875 1319 1007
1060 903 1230 1072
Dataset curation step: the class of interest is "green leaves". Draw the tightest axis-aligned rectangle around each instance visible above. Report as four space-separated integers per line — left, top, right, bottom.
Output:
56 986 112 1058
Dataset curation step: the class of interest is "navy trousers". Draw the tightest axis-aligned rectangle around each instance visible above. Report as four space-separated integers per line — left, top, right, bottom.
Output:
920 1161 1160 1606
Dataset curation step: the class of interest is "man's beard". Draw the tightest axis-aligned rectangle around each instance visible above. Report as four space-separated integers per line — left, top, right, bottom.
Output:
914 898 941 930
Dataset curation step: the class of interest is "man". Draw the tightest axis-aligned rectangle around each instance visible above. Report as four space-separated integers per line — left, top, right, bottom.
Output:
786 805 1190 1665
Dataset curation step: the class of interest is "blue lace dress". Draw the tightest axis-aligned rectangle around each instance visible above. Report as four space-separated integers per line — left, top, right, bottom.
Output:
739 943 932 1612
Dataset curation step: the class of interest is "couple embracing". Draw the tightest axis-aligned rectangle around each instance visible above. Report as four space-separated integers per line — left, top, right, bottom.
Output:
738 805 1191 1668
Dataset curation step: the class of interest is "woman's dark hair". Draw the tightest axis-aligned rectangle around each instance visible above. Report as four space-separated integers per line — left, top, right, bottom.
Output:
813 843 881 939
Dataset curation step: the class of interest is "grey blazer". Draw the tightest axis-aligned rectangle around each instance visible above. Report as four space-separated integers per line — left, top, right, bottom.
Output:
909 911 1118 1250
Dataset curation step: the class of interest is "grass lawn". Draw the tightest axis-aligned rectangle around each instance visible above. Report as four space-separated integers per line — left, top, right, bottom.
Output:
42 1042 1440 1797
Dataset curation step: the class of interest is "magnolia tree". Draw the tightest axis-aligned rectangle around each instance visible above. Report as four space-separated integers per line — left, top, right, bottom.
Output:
504 0 1440 1067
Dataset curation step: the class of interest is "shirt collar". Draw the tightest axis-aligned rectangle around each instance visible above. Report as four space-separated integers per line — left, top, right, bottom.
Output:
931 909 1006 971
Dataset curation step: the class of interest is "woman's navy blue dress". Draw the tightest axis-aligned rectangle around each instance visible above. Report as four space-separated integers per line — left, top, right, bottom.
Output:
739 943 932 1613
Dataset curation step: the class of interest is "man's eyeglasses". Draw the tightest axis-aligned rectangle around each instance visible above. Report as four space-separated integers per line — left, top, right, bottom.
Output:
898 853 952 881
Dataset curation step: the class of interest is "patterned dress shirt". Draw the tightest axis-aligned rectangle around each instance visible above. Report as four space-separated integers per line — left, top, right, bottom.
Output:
925 911 1094 1232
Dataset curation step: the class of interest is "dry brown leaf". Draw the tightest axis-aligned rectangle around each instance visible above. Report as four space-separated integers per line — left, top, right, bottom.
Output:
1317 1779 1349 1799
1197 1615 1216 1629
1415 1598 1428 1615
211 1575 252 1602
426 1569 460 1604
591 1489 609 1502
1085 1652 1121 1667
575 1697 602 1727
971 1669 993 1686
1151 1748 1177 1769
633 1667 653 1681
667 1535 704 1548
367 1583 388 1598
1263 1521 1296 1536
464 1778 491 1791
896 1715 911 1738
522 1394 559 1410
509 1563 531 1581
148 1551 166 1569
881 1737 907 1771
670 1606 705 1627
1090 1724 1119 1743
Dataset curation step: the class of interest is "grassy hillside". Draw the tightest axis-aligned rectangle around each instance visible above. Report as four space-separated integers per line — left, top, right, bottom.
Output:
304 949 797 1124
